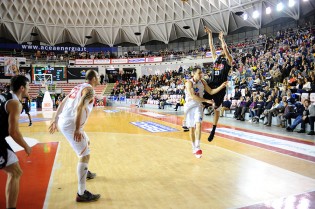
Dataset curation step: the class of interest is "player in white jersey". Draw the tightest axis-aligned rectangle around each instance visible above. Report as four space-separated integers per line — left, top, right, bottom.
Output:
184 67 227 158
49 70 101 202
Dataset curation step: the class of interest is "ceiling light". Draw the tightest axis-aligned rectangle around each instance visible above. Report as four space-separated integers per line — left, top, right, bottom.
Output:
303 0 308 2
277 2 283 11
288 0 295 7
252 10 259 19
266 7 271 14
243 13 248 20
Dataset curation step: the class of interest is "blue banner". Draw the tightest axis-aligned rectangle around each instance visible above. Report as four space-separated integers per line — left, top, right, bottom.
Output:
131 121 178 133
0 43 117 53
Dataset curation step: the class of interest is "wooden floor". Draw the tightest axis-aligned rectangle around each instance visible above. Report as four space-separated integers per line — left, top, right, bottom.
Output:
1 106 315 209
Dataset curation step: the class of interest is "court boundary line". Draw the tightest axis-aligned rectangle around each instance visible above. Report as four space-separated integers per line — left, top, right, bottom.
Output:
43 142 60 209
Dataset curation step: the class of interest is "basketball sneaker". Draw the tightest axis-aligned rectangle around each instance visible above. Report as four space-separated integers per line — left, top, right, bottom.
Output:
76 190 100 202
195 149 202 158
86 171 96 180
182 126 189 132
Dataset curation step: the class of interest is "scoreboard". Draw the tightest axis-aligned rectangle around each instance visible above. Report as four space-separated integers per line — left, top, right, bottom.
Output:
33 65 66 81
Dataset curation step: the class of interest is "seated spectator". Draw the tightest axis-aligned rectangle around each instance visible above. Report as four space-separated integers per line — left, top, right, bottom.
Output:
296 78 306 94
235 96 251 121
264 97 282 126
278 101 289 128
174 95 185 111
302 77 312 92
306 103 315 135
260 95 274 121
249 96 258 123
240 78 247 89
294 99 314 135
220 96 232 117
286 91 296 105
256 95 265 120
233 86 242 100
286 99 310 133
253 75 261 90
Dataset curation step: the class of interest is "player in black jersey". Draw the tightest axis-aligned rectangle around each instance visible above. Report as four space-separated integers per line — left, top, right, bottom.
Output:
0 75 32 209
22 96 32 126
204 27 233 142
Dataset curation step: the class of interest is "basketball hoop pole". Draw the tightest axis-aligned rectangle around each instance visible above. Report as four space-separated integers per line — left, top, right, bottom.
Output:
34 73 53 111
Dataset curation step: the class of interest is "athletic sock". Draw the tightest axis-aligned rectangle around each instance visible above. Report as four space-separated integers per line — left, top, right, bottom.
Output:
208 125 217 142
191 142 195 153
194 139 200 151
77 162 88 195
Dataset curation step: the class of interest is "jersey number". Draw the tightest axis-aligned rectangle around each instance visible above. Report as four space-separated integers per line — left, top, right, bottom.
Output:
214 71 220 76
69 86 80 99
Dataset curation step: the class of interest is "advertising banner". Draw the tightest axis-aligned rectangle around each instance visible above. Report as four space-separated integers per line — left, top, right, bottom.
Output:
93 59 111 64
145 57 163 62
128 58 146 63
111 59 128 64
75 59 94 65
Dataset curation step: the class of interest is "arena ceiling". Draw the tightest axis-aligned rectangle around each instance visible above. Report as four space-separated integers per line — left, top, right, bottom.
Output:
0 0 314 47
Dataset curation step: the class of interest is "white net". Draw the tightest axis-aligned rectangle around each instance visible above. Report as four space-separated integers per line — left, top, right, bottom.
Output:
34 74 53 85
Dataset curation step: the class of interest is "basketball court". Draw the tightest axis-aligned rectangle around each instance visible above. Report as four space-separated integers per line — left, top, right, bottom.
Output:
0 106 314 209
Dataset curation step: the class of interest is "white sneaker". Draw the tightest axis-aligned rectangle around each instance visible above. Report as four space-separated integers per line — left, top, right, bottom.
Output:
248 119 252 123
194 150 202 158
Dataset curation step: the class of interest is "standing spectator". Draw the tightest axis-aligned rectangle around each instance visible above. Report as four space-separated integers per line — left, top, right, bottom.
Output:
100 74 104 85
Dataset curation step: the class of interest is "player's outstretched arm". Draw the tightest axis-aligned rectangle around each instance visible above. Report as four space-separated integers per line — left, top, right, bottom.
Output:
204 26 217 61
49 95 69 134
219 31 233 65
186 80 213 105
203 80 228 95
74 87 94 142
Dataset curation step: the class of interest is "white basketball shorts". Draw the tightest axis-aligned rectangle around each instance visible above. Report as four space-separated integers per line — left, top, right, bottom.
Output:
58 118 90 157
184 102 203 128
6 149 19 167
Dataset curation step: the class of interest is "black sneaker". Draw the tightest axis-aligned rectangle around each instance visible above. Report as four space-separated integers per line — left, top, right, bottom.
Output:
307 131 315 135
297 129 305 133
29 122 32 126
286 127 293 132
182 126 189 132
86 171 96 180
76 190 100 202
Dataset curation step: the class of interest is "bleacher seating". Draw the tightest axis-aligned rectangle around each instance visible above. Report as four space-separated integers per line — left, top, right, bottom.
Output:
28 83 41 98
301 93 310 103
94 84 106 95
